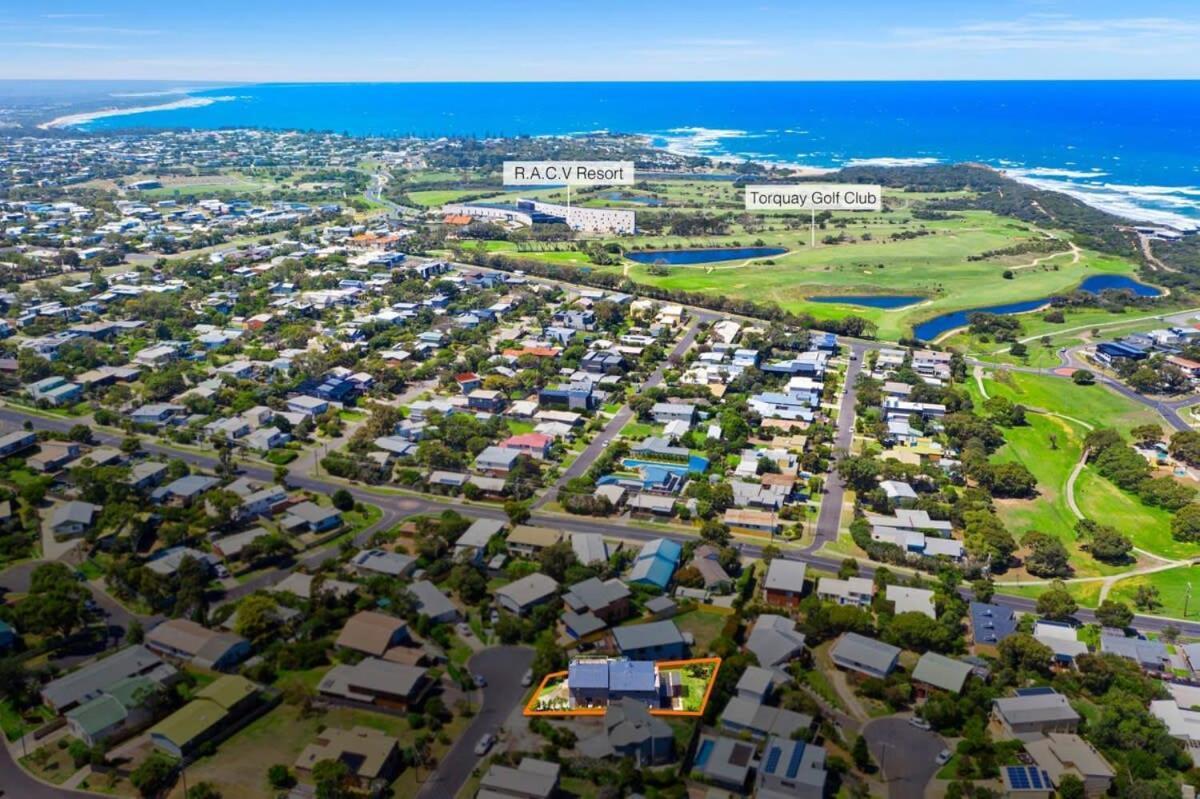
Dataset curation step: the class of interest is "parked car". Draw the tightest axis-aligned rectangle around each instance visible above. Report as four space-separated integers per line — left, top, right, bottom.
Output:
473 673 487 688
935 749 952 766
474 733 495 756
908 717 932 731
521 669 533 687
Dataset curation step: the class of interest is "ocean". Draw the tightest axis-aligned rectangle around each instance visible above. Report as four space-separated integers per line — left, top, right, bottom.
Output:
75 81 1200 230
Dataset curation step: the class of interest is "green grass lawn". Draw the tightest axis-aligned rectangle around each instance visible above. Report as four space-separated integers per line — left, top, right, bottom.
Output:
20 739 80 784
976 370 1161 434
997 580 1104 608
1107 565 1200 621
672 608 730 654
525 202 1149 340
1074 469 1197 561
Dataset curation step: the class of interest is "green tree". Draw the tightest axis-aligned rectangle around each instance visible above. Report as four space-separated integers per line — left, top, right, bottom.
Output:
1071 369 1095 385
331 489 354 511
267 764 295 789
1022 531 1071 578
1094 600 1133 629
131 753 176 798
19 562 90 639
234 594 280 645
1171 504 1200 542
996 633 1053 674
312 758 351 799
1056 773 1086 799
852 734 873 771
1036 580 1078 620
1170 430 1200 466
187 783 222 799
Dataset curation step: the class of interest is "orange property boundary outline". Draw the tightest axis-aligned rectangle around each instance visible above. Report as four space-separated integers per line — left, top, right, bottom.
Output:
523 656 722 717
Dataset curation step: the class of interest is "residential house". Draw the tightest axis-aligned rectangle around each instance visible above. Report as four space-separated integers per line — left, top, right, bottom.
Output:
474 445 521 475
295 727 402 790
912 652 974 697
756 736 828 799
350 549 416 579
317 658 429 710
280 501 342 533
692 734 755 792
1025 733 1115 798
42 645 177 714
816 576 875 607
66 676 160 746
506 525 563 558
144 619 250 672
970 601 1019 646
745 615 807 674
762 559 808 607
335 611 410 658
612 620 686 660
886 585 937 618
830 633 900 679
478 757 561 799
50 500 100 538
149 675 258 757
496 573 560 616
577 698 674 765
628 538 682 590
407 580 460 624
992 690 1081 740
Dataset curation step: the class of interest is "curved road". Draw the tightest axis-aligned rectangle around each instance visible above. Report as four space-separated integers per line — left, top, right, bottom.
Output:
863 717 946 799
414 646 534 799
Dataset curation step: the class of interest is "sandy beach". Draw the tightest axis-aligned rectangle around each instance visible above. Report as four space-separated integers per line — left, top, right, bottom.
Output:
38 95 232 130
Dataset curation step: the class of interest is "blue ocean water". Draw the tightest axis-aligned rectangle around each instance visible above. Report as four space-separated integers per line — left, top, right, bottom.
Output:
79 81 1200 230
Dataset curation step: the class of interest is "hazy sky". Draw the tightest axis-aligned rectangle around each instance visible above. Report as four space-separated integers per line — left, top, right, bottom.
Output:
3 1 1200 82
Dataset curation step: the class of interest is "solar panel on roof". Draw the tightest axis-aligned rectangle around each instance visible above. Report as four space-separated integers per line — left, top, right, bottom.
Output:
1016 686 1055 696
1031 768 1045 789
764 746 782 774
786 741 806 778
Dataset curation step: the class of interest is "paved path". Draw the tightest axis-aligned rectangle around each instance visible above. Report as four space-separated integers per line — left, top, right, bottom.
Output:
863 716 946 799
414 646 534 799
808 342 865 553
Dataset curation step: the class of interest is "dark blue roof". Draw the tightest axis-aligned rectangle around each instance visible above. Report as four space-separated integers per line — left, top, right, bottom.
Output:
568 660 609 690
969 602 1018 644
609 660 656 693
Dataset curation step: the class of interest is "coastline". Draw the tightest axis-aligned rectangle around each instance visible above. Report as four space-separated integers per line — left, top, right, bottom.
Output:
37 95 233 130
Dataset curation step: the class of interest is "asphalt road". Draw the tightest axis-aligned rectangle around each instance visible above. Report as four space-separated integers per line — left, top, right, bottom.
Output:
414 646 535 799
0 741 93 799
864 717 946 799
809 341 866 553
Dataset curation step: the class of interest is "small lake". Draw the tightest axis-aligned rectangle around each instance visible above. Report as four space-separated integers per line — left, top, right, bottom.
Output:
601 191 664 206
808 295 925 309
913 274 1163 341
626 246 787 265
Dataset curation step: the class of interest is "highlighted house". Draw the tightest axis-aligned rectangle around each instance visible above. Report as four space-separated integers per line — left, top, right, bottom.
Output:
527 656 720 717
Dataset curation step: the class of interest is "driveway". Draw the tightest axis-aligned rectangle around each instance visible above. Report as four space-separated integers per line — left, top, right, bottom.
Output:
863 716 946 799
414 646 535 799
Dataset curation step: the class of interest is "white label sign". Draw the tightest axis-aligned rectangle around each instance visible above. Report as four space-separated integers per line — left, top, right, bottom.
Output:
745 184 882 211
503 160 636 186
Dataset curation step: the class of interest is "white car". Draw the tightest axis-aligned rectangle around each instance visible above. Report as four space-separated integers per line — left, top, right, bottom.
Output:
908 717 932 731
935 749 953 766
521 669 533 687
474 733 495 756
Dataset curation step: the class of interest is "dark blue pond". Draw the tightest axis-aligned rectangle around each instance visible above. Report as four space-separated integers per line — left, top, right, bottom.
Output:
913 274 1162 341
626 246 787 265
601 192 664 206
808 295 924 309
1076 274 1162 296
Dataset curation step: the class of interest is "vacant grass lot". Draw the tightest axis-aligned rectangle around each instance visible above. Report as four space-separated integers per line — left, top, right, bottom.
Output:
1108 565 1200 620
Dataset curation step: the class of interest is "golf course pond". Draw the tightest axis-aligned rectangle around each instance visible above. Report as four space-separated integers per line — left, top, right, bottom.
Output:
626 246 787 265
912 274 1162 341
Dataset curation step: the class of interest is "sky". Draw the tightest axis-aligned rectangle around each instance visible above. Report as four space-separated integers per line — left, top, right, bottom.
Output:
2 1 1200 82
